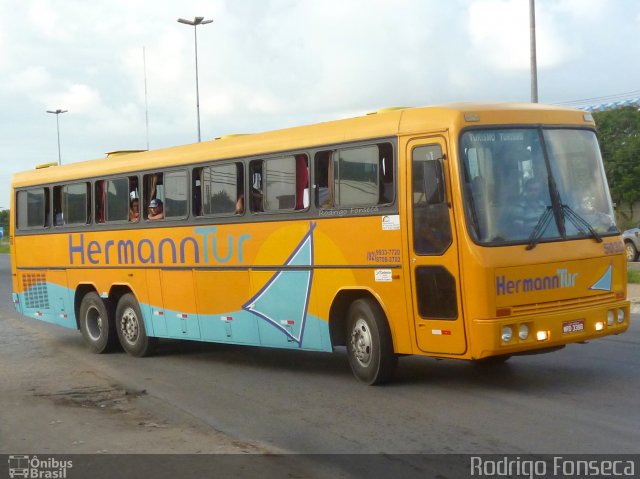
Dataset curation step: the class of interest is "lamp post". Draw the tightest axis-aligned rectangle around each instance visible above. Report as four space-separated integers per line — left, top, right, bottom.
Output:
177 16 213 143
46 109 68 165
529 0 538 103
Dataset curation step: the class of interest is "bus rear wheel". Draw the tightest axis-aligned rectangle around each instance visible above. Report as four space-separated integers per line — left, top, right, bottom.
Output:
115 293 156 357
79 292 117 353
346 298 397 385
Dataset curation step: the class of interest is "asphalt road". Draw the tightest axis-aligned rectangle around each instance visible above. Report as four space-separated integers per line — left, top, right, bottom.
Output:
1 254 639 476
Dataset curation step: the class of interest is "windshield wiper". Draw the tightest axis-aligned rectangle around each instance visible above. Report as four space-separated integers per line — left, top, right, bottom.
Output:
562 205 603 243
526 174 565 250
526 206 554 250
526 204 603 250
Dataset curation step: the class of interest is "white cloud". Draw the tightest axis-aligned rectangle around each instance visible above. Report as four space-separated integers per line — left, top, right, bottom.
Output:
467 0 572 71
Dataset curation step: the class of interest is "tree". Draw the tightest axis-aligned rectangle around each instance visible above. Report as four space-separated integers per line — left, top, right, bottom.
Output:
594 107 640 228
0 209 8 238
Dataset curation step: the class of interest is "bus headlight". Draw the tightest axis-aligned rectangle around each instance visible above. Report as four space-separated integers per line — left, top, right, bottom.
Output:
518 324 529 340
617 309 625 324
607 310 615 326
501 326 513 343
536 330 548 341
595 321 605 331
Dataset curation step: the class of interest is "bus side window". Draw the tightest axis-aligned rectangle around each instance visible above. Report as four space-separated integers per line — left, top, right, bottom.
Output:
192 169 202 216
196 163 244 216
53 186 64 226
95 180 105 224
379 143 394 204
249 161 264 213
265 155 303 211
144 173 164 220
314 151 334 207
164 170 188 218
16 187 49 229
295 154 309 210
315 143 394 208
53 183 90 226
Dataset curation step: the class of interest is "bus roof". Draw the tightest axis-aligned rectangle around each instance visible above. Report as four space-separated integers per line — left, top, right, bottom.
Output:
12 102 591 188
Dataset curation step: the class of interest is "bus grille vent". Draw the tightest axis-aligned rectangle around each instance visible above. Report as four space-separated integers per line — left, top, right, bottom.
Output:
511 292 617 315
22 273 50 309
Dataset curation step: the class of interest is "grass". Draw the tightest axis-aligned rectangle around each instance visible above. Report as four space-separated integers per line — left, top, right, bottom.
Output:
0 239 9 254
628 268 640 284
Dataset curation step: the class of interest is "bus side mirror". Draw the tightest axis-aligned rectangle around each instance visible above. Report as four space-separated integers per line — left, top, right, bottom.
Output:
423 159 446 205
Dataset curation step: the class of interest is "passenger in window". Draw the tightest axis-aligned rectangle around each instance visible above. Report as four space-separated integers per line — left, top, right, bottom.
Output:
235 194 245 215
148 198 164 220
129 198 140 222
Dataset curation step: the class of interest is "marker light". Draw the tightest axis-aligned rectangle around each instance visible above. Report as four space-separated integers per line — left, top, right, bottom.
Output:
501 326 513 343
536 331 548 341
617 310 625 324
595 321 605 331
607 310 615 326
518 324 529 340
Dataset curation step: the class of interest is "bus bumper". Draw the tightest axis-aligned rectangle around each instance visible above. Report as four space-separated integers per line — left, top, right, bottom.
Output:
471 300 630 360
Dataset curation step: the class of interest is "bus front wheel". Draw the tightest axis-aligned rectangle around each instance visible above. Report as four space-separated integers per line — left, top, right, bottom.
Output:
79 292 117 354
345 298 397 385
115 293 156 357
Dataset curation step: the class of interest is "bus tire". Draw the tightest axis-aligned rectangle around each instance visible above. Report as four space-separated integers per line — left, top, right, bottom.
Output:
79 292 117 354
115 293 156 357
346 298 397 385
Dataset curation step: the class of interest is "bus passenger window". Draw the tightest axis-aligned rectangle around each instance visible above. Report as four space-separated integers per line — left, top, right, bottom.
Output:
16 187 49 229
314 151 334 207
295 154 309 210
144 173 163 220
249 161 264 213
379 143 394 204
256 154 306 212
164 171 188 218
128 176 139 222
95 181 105 224
53 183 90 226
196 163 244 216
315 142 394 209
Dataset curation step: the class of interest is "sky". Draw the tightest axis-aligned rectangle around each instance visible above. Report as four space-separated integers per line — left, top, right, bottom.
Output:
1 0 640 211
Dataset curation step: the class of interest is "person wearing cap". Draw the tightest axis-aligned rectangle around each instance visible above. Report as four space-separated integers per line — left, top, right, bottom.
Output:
148 198 164 220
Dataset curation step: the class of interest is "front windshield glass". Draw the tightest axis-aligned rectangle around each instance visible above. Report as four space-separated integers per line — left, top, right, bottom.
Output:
460 128 617 245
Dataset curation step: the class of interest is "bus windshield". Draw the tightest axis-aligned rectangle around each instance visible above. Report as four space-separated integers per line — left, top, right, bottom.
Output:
460 127 618 246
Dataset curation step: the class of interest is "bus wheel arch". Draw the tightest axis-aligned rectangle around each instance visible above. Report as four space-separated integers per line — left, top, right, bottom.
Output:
76 287 118 353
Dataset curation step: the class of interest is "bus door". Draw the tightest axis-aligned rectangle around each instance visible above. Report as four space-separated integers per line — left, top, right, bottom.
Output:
407 137 466 355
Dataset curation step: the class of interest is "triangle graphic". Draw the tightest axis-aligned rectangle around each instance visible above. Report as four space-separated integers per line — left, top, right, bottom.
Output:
243 223 316 345
589 263 613 291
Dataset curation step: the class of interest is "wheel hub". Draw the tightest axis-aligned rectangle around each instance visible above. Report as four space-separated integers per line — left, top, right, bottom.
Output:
350 318 372 367
86 305 103 341
121 307 139 344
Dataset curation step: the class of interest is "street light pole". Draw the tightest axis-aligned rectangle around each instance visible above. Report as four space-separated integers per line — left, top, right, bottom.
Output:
46 109 68 165
177 16 213 143
529 0 538 103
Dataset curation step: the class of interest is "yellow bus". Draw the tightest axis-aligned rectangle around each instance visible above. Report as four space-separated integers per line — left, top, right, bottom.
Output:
10 103 630 384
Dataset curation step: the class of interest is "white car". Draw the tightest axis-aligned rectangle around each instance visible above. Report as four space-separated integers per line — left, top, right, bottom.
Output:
623 226 640 261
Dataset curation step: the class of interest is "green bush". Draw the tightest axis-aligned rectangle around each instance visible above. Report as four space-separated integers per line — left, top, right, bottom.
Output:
628 269 640 284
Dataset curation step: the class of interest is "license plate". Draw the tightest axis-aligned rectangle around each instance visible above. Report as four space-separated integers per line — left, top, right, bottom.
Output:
562 319 585 334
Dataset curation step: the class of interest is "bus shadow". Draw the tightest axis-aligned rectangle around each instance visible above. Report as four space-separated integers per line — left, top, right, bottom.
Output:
152 339 352 379
391 350 614 394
